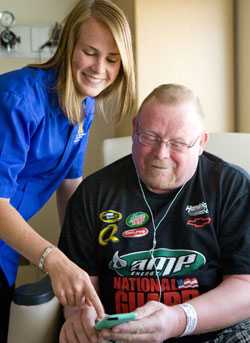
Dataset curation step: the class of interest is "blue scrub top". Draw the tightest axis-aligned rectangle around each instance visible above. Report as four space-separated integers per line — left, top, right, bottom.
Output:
0 67 95 285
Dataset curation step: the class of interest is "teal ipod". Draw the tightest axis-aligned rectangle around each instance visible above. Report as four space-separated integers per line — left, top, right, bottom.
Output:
94 312 138 330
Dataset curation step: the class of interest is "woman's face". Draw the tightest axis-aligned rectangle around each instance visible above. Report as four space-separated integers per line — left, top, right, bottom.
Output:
72 18 121 100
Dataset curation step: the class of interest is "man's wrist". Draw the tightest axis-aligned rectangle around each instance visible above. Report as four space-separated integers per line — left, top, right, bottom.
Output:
178 303 197 336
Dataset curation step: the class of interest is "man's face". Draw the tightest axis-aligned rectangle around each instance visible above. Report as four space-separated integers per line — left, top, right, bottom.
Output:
132 97 208 193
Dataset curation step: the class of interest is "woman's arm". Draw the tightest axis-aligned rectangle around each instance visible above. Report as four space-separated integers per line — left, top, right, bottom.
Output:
0 197 51 267
0 198 104 317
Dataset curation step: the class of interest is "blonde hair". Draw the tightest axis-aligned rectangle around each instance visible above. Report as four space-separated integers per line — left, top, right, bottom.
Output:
28 0 136 125
137 84 205 122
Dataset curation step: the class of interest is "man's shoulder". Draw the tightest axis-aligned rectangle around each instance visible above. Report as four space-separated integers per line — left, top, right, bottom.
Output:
87 154 133 182
81 154 133 188
200 151 250 190
201 151 249 177
73 154 133 201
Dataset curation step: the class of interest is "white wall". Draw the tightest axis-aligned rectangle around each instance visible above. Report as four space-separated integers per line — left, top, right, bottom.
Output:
135 0 234 133
0 0 74 23
114 0 235 137
0 0 76 72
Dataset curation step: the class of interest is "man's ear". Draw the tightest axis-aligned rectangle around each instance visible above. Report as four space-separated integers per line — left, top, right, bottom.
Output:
198 131 209 156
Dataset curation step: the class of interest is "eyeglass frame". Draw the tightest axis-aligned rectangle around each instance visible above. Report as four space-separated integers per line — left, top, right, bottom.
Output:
135 121 201 153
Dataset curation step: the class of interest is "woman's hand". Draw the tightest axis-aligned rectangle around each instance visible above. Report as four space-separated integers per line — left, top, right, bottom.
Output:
99 301 186 343
59 304 102 343
44 247 104 318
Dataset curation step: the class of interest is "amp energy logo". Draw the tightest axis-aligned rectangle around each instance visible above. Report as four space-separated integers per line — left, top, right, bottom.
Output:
110 248 205 277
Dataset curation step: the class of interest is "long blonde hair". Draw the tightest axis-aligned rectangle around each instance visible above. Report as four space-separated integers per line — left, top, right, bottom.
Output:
28 0 136 125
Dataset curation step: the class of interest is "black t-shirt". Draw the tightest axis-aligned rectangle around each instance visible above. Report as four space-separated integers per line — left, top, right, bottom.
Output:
59 152 250 342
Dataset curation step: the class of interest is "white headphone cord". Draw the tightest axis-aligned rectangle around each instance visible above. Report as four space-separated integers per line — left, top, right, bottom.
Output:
136 169 186 301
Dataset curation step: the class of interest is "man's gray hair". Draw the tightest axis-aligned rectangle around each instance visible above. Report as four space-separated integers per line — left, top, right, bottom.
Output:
137 84 205 120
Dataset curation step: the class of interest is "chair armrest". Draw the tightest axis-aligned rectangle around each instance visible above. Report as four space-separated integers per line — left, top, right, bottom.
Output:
13 273 55 305
8 275 62 343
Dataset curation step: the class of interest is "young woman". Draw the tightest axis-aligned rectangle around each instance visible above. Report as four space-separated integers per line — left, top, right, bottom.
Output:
0 0 135 340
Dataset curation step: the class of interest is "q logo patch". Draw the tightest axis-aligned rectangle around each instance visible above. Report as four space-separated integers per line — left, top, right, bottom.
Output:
99 224 119 246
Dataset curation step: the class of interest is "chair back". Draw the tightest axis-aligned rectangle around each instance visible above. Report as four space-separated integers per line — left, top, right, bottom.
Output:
8 275 62 343
101 132 250 173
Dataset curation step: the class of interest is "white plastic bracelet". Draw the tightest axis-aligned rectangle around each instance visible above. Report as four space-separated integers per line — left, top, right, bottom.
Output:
38 245 55 272
178 303 197 336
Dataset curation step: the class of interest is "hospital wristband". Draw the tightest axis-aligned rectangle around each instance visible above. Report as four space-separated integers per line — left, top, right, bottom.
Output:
38 245 56 272
178 303 197 337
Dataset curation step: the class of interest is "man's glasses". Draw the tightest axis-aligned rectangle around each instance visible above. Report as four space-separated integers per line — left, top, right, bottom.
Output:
136 122 200 153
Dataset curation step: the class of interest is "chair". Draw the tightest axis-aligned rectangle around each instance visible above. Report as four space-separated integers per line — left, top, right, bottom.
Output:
7 275 62 343
205 132 250 172
7 132 250 343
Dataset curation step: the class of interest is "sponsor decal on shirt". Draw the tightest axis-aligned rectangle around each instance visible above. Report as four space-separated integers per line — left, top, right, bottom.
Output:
100 210 122 223
122 228 149 238
126 212 149 228
186 202 209 216
113 275 200 312
177 278 199 289
99 224 119 246
74 123 86 143
98 210 122 246
187 217 211 228
109 249 205 277
110 250 204 312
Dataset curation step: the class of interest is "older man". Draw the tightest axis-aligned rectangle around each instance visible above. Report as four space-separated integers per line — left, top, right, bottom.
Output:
59 84 250 343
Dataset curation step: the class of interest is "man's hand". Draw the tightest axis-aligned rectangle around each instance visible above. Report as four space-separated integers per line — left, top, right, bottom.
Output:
44 247 104 318
59 304 101 343
99 301 186 342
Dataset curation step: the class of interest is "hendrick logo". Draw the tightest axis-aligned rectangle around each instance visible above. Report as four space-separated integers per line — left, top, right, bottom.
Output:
109 249 206 277
100 210 122 223
122 228 148 238
186 202 209 216
126 212 149 228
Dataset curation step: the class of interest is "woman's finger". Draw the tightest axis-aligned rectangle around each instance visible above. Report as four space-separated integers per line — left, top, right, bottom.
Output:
82 286 104 317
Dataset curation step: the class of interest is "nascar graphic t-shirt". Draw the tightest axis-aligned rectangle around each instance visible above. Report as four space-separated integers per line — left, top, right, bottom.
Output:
59 152 250 342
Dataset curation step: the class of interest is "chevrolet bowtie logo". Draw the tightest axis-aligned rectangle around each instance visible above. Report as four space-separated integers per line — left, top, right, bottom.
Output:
187 217 211 228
